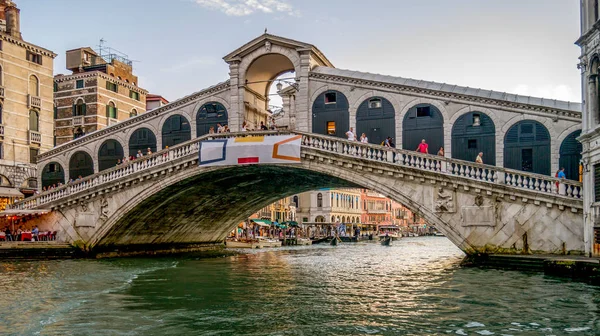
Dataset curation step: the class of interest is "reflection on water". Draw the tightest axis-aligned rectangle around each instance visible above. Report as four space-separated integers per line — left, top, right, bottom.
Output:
0 237 599 335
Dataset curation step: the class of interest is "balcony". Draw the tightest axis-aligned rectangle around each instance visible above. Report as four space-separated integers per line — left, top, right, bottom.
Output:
108 118 118 126
0 86 5 99
367 209 388 214
29 130 41 145
28 95 41 109
72 116 83 126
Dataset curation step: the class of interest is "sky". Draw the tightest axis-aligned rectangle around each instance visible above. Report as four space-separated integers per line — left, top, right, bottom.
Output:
17 0 582 103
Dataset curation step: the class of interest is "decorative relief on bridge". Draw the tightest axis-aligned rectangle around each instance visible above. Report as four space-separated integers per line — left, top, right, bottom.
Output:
99 197 110 222
434 187 456 213
74 200 95 228
265 40 271 52
461 196 495 227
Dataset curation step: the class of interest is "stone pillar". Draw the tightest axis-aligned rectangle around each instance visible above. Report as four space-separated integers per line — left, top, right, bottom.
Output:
228 61 241 131
295 52 311 133
588 75 598 127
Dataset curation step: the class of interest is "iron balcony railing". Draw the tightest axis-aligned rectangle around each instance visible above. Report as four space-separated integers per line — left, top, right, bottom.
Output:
11 131 584 210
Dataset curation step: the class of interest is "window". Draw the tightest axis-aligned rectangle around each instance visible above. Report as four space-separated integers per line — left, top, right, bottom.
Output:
325 92 337 104
521 148 533 172
0 104 3 124
106 81 118 92
48 163 61 173
129 90 140 101
368 98 382 109
29 75 39 96
303 217 309 223
0 143 3 159
29 110 39 131
53 82 58 92
29 148 39 164
130 109 138 118
416 106 431 117
595 164 600 202
106 102 117 119
293 195 299 208
73 99 86 116
0 66 3 86
54 106 57 119
327 121 336 135
26 51 42 65
595 0 599 22
317 193 323 208
472 113 481 126
74 127 85 139
468 139 477 149
28 179 38 189
76 80 84 89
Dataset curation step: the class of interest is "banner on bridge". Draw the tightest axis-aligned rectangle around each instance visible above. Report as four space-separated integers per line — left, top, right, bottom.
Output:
199 135 302 167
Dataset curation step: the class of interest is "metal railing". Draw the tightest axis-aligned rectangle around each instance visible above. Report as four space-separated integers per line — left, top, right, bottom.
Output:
11 131 583 210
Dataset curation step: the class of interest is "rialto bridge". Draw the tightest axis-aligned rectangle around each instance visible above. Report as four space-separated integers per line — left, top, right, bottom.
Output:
8 33 588 256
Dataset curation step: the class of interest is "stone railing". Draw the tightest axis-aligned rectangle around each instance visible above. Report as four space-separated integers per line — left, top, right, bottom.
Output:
28 130 41 145
28 95 41 109
11 131 583 210
72 116 83 126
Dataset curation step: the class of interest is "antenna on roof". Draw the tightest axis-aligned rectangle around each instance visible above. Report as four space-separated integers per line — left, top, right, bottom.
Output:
98 38 107 56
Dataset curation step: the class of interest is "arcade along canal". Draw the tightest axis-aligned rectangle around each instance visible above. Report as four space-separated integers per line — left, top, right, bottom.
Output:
0 237 599 335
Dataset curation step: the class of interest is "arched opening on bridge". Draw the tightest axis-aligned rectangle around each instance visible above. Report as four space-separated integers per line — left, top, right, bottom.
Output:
41 162 65 188
451 111 496 165
69 151 94 180
196 102 228 136
98 139 124 172
244 53 296 130
312 90 349 138
162 115 191 149
559 130 582 181
504 120 551 175
129 128 157 157
356 97 395 146
402 104 444 153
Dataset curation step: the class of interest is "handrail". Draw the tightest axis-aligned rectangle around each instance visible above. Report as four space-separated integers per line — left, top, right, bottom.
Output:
12 131 582 210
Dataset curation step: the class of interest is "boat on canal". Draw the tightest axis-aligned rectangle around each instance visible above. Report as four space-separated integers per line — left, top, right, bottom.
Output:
225 237 282 249
378 225 401 241
381 236 392 246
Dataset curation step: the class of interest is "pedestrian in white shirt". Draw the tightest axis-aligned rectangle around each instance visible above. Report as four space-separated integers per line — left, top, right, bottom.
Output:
360 133 368 143
345 127 356 141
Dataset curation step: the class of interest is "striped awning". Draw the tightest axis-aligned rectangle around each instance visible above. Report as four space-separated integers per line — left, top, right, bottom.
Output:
251 219 272 226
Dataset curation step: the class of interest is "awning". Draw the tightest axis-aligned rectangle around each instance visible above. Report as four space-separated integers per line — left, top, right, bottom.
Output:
251 219 272 226
0 187 24 198
0 209 51 217
285 221 299 227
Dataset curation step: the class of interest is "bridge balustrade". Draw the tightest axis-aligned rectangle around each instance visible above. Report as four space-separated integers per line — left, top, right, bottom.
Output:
12 131 582 211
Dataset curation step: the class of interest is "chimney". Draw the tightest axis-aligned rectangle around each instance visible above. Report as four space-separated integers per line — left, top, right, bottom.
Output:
4 1 21 39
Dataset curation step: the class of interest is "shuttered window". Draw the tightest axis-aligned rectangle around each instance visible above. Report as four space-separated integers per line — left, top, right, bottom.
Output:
595 164 600 202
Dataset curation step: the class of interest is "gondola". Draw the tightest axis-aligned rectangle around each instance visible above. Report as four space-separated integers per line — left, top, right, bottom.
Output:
380 236 392 246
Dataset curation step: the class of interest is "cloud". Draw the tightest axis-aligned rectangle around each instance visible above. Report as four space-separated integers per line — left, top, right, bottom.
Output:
511 84 580 102
194 0 298 17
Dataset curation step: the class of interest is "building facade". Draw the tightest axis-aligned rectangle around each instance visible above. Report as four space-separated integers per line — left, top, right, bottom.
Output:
53 47 147 148
577 0 600 256
146 94 169 111
360 189 393 225
295 188 362 224
255 196 296 223
0 0 55 207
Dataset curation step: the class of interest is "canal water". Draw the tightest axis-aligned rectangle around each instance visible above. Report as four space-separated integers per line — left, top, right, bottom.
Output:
0 237 599 335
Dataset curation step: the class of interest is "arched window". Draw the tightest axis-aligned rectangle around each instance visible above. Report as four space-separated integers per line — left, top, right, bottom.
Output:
69 151 94 180
312 90 349 138
29 75 39 96
162 115 191 149
98 139 124 171
293 195 299 208
317 193 323 208
41 162 65 188
331 216 335 223
29 110 39 131
403 103 444 153
356 96 395 145
73 98 86 116
106 102 117 119
451 112 496 165
504 120 551 175
196 102 228 136
129 127 157 157
130 109 138 118
559 130 583 181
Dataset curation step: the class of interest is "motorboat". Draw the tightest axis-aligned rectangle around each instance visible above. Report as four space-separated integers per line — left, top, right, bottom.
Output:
297 238 312 245
377 225 401 241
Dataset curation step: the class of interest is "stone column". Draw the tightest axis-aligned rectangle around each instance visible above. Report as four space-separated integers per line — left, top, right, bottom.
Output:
295 51 311 133
589 75 598 127
228 61 242 131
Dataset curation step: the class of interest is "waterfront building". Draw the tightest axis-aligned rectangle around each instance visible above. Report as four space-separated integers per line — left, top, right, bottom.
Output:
295 188 362 224
577 0 600 256
255 196 296 223
53 46 147 147
146 94 169 111
360 189 393 225
0 0 56 208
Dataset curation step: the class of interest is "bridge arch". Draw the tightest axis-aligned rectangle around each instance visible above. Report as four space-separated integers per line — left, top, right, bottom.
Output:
87 162 474 254
128 127 157 157
402 103 444 154
356 96 395 146
41 162 65 188
350 91 402 142
311 90 349 138
451 111 496 165
559 130 582 181
161 114 191 149
398 98 449 151
503 120 551 175
68 151 94 180
98 139 125 172
196 102 228 137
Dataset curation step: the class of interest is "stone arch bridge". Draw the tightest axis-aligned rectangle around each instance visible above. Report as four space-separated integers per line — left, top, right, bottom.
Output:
13 131 583 257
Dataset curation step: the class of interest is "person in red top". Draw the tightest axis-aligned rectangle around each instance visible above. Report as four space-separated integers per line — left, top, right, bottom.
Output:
416 139 429 154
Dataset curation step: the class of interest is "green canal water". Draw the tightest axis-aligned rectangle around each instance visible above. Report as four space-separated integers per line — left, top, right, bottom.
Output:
0 237 599 335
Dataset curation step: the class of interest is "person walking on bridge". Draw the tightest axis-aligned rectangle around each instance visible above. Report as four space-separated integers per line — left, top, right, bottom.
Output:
416 139 429 154
360 133 368 143
476 152 484 164
346 127 356 141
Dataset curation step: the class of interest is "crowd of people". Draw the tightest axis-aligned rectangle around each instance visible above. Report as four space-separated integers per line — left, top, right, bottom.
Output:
0 225 54 242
